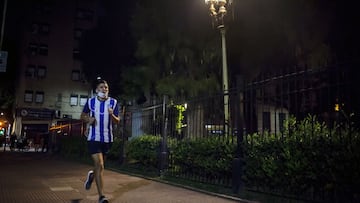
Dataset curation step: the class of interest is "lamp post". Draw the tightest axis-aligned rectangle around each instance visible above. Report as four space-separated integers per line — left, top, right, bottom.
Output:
205 0 230 135
205 1 243 194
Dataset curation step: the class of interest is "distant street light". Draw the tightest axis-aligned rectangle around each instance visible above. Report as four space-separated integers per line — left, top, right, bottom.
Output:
204 0 231 134
0 112 6 151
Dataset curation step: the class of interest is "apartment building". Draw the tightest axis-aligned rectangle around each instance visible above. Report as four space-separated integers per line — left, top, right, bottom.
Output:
12 0 98 137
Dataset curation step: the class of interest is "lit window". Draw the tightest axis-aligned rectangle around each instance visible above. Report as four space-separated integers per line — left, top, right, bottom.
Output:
35 91 44 103
24 90 33 103
80 95 88 106
70 94 78 106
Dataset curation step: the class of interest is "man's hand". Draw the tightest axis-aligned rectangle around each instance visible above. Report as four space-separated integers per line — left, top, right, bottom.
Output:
108 108 120 123
88 117 96 125
108 107 114 115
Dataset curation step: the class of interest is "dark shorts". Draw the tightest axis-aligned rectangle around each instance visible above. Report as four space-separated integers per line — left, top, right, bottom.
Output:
87 141 112 155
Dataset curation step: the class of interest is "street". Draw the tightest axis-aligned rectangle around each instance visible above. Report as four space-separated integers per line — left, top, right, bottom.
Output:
0 151 248 203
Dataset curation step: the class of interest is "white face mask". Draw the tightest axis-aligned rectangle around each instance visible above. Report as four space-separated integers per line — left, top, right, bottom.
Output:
97 92 108 99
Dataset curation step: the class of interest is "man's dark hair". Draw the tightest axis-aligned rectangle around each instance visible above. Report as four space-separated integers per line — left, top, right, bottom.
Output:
92 77 108 92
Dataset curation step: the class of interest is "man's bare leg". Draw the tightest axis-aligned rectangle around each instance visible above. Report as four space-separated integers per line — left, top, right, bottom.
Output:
91 153 105 197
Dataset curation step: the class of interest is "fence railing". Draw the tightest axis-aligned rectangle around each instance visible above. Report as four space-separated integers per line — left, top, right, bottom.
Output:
120 65 360 202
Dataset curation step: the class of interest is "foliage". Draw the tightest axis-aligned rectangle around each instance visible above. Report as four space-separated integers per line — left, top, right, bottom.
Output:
107 137 122 160
123 133 236 180
169 136 236 179
125 134 161 168
122 0 221 100
78 0 359 101
120 115 360 201
174 104 186 135
0 89 15 109
59 115 360 201
243 115 360 201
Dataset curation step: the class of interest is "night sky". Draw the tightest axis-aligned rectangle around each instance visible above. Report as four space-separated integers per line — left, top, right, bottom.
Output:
1 0 360 102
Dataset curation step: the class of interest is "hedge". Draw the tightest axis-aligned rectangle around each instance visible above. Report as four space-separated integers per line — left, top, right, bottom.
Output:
122 115 360 201
59 115 360 201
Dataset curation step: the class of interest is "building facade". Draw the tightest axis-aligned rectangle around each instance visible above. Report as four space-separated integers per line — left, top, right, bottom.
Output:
12 0 98 138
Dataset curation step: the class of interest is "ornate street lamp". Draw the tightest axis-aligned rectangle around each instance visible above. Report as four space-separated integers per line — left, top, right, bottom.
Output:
205 0 231 134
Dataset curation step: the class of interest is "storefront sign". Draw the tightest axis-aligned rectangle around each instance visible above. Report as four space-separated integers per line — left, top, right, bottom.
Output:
17 108 54 120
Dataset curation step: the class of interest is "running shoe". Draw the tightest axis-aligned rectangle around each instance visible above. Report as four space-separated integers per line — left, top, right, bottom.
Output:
84 170 94 190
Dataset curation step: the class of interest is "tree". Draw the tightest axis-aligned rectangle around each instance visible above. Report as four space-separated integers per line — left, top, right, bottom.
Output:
122 0 223 102
124 0 339 100
80 0 360 107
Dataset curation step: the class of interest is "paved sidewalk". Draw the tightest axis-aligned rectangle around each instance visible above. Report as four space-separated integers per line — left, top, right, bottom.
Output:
0 152 251 203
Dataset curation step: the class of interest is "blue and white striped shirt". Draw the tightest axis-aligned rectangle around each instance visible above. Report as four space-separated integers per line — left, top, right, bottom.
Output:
82 97 119 143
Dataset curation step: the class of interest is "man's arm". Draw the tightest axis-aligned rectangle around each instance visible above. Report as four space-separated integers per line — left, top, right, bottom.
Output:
81 112 95 137
80 112 95 124
108 108 120 124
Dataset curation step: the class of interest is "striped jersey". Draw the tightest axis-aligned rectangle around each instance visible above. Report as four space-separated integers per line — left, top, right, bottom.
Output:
82 97 119 143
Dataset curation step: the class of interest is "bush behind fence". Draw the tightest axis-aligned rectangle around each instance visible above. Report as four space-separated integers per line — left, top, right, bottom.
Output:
121 115 360 202
58 114 360 202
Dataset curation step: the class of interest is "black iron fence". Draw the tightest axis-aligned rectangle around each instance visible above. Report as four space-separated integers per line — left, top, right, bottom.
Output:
120 64 360 202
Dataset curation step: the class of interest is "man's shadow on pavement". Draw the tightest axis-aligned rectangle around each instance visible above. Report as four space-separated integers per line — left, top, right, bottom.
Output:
71 199 82 203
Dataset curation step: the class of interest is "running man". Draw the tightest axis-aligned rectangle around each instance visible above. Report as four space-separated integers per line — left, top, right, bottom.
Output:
81 78 120 203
